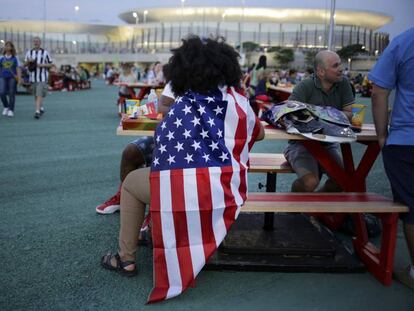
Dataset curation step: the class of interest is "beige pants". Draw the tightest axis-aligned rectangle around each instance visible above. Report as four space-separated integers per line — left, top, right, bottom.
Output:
118 167 150 261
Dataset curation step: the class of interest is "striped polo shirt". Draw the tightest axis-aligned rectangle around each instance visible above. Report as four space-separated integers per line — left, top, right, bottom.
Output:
24 48 52 83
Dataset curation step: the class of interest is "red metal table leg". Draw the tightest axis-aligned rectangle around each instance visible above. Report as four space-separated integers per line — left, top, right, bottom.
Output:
353 213 399 286
137 87 150 100
302 141 354 230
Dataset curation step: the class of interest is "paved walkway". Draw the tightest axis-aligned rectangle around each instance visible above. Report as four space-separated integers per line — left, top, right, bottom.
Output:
0 81 412 310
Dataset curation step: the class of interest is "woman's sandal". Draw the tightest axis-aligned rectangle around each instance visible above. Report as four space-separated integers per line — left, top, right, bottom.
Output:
101 252 138 277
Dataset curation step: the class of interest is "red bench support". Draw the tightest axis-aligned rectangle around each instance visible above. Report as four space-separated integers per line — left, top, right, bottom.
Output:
243 192 408 286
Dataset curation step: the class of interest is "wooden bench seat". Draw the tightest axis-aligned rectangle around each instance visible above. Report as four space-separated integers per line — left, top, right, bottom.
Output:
242 192 409 287
243 192 408 213
249 153 293 173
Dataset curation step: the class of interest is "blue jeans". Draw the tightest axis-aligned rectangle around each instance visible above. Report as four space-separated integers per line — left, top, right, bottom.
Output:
0 77 17 111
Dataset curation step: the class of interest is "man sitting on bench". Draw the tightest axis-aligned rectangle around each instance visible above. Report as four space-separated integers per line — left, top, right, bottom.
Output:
284 50 354 193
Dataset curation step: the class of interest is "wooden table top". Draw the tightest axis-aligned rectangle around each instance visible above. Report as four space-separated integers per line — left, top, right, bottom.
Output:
113 82 164 88
117 121 377 142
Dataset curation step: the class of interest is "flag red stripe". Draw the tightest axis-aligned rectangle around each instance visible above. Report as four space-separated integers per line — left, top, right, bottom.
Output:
170 170 195 289
196 167 217 260
228 88 248 201
220 166 237 231
148 171 169 303
248 117 262 150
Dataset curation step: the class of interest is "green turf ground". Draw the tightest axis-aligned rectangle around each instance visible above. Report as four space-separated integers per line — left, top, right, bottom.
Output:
1 80 412 310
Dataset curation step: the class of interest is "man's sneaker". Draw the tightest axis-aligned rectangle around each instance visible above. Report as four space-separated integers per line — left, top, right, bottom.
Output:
2 108 8 116
34 112 40 119
7 110 14 117
394 266 414 291
96 190 121 214
40 108 45 115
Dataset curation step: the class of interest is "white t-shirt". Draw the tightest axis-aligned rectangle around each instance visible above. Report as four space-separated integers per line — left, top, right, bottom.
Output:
161 82 175 99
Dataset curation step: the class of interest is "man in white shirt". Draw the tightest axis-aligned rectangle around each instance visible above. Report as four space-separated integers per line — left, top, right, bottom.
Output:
24 37 53 119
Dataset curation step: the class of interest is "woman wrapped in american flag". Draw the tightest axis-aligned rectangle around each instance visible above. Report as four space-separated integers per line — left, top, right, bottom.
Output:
101 35 265 303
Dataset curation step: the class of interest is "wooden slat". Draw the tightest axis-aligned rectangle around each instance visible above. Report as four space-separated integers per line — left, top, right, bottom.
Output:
242 192 409 213
117 123 378 142
262 123 378 142
249 153 293 173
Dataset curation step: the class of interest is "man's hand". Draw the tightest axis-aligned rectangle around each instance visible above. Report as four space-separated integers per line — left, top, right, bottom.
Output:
342 104 353 121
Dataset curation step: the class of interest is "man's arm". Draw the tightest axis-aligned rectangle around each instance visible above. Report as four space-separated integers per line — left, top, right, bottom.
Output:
342 104 353 121
158 95 175 116
371 84 391 148
256 121 265 141
341 78 355 121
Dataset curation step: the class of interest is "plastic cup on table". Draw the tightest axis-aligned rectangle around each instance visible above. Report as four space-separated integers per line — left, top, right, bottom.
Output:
351 104 367 128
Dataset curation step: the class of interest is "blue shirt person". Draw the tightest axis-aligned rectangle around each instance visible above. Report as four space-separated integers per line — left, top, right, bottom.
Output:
0 41 21 117
369 27 414 291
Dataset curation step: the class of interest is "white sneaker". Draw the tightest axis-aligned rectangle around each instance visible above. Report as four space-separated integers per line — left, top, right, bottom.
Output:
2 108 8 116
7 110 14 117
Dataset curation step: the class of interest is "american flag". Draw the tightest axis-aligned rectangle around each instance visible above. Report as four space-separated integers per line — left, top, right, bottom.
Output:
148 86 261 303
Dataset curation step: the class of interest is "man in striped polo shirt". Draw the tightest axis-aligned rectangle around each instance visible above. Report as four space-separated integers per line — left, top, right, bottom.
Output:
24 37 53 119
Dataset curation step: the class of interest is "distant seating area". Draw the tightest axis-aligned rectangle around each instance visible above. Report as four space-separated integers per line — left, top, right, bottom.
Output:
48 65 92 91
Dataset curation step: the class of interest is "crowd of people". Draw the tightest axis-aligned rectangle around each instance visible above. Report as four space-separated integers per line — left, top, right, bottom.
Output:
104 61 165 86
1 29 413 297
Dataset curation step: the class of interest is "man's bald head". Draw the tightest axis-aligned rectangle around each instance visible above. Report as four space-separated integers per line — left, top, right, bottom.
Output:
314 50 339 72
314 50 343 85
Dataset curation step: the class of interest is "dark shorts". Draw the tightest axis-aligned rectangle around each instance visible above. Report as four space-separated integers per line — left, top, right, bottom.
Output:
382 144 414 224
130 136 155 167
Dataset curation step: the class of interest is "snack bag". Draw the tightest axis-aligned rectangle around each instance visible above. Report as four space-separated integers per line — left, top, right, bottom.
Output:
125 99 141 115
131 101 157 118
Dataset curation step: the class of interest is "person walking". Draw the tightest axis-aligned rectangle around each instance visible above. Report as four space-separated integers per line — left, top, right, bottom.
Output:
248 55 267 97
24 37 53 119
0 41 21 118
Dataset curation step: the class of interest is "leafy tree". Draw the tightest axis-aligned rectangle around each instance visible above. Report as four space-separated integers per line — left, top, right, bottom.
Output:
304 49 318 68
241 41 260 52
240 41 260 66
267 46 281 53
273 48 294 68
337 44 368 60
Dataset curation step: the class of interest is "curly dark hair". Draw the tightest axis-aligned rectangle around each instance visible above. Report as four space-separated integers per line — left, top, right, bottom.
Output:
163 35 242 96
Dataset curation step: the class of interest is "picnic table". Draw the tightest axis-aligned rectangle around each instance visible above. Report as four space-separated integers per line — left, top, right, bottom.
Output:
267 84 294 101
116 119 408 285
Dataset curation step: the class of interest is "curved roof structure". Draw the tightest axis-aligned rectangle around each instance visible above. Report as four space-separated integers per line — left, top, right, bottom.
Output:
0 3 392 57
119 7 392 30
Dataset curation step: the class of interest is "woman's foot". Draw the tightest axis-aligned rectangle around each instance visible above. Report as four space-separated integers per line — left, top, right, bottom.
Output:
101 252 137 277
